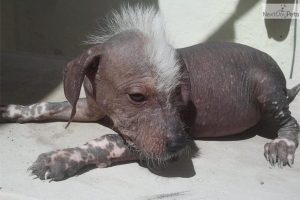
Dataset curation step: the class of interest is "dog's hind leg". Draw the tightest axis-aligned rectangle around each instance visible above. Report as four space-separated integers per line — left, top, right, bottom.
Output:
259 83 300 167
0 98 105 123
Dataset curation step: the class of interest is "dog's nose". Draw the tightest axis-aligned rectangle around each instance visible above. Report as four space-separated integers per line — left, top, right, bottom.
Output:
166 136 186 153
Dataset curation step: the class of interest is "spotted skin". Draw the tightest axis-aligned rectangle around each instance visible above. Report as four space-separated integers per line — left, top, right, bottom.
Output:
0 103 47 123
0 98 103 123
29 134 136 181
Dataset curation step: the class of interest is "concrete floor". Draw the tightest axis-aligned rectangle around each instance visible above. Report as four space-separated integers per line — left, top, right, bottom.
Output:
0 53 300 200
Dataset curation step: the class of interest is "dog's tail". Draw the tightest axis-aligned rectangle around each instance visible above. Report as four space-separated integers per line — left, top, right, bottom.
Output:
287 83 300 104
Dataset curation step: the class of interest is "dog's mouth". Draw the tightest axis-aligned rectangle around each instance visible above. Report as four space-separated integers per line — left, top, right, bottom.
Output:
138 145 194 169
120 134 197 168
124 140 194 169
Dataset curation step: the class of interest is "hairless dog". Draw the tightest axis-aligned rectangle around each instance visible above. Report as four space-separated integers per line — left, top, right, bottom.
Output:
1 6 299 181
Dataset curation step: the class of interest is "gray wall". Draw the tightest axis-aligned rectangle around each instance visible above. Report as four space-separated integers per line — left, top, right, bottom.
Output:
1 0 158 57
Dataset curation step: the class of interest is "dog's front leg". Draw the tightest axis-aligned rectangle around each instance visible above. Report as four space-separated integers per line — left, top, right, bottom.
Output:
0 98 104 123
29 134 137 181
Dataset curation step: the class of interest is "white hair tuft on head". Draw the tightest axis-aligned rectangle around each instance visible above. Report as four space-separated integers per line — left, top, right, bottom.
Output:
87 5 181 96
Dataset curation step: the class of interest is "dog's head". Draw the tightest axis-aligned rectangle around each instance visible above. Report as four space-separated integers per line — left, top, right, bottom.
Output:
63 6 191 161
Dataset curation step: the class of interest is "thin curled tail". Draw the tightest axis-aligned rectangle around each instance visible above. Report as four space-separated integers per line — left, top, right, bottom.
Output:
287 83 300 104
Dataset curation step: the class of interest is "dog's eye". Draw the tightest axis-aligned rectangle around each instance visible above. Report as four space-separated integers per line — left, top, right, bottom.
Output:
128 93 147 103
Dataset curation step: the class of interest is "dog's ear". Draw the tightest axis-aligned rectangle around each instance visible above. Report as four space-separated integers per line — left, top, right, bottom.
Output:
63 45 102 127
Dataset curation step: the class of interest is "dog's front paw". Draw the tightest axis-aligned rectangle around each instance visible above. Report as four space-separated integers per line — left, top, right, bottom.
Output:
0 105 28 123
29 149 87 181
0 105 12 122
264 138 297 167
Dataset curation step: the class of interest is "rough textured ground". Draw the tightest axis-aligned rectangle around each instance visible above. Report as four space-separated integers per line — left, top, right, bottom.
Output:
0 53 299 200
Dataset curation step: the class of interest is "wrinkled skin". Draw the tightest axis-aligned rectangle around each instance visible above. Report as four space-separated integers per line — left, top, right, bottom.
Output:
81 31 190 159
1 31 299 181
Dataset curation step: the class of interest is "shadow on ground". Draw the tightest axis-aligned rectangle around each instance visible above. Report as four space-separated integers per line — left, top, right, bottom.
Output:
0 52 68 104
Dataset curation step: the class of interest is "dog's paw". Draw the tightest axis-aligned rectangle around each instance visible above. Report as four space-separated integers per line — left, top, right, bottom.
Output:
0 105 28 123
28 149 86 181
0 105 10 122
264 138 297 167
